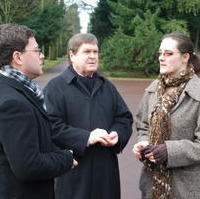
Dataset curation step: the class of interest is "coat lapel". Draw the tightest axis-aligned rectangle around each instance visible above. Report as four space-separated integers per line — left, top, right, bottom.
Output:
92 77 104 97
74 73 104 97
76 78 91 96
170 91 186 113
63 67 105 97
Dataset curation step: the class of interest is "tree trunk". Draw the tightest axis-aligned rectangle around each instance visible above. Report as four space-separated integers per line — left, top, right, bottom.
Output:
195 28 200 51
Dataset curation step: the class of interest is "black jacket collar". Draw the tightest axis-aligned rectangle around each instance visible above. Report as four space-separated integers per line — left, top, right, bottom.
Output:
61 66 105 84
0 74 48 118
60 66 105 96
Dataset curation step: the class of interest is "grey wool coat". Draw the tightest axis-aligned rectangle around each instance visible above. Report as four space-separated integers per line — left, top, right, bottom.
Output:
135 74 200 199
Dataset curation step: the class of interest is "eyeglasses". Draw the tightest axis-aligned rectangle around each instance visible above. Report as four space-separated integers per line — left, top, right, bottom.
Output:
23 48 43 55
156 50 181 57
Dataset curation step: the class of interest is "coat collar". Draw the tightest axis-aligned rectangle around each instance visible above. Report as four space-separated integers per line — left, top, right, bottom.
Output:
61 66 76 84
0 74 48 118
146 74 200 102
61 66 105 96
61 66 105 84
184 74 200 101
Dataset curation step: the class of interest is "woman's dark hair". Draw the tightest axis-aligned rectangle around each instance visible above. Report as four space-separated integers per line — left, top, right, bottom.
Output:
0 24 35 68
163 33 200 74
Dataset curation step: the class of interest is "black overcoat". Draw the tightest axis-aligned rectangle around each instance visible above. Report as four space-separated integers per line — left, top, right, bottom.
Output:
44 67 133 199
0 74 73 199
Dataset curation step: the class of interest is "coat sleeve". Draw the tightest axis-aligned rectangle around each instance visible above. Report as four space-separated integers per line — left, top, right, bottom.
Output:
44 81 90 156
108 85 133 153
0 99 73 182
166 105 200 168
134 91 151 143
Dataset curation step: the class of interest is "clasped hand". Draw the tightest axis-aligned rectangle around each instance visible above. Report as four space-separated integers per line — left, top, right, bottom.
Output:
132 141 167 164
88 128 118 147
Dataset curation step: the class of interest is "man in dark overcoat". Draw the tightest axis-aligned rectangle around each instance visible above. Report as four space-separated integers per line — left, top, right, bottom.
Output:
44 33 133 199
0 24 77 199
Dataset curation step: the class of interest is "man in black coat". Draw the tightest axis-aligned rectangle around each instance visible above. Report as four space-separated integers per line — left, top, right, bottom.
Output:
44 33 133 199
0 24 77 199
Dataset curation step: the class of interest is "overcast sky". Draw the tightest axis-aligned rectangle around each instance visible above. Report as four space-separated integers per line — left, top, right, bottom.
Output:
78 0 98 33
65 0 98 33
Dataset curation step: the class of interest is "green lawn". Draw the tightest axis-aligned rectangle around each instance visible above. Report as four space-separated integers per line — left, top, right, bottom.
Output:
101 70 156 80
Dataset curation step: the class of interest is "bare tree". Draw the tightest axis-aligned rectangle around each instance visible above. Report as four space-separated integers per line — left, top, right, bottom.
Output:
65 0 98 11
0 0 38 23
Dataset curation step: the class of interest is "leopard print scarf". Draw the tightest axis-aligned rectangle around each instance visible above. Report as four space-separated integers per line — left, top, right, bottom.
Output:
147 66 194 199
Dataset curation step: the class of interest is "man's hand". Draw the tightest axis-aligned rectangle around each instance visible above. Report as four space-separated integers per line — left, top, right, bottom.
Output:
102 131 119 146
72 159 78 169
88 128 110 146
69 150 78 168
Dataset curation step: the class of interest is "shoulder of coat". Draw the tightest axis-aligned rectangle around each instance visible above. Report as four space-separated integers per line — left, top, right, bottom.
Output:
48 68 74 85
185 74 200 101
145 79 158 93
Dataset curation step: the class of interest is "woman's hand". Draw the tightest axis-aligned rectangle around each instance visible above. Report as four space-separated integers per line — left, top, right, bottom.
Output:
132 141 149 159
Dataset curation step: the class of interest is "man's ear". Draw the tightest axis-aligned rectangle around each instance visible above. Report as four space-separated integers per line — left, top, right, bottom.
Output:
11 51 23 66
69 50 75 61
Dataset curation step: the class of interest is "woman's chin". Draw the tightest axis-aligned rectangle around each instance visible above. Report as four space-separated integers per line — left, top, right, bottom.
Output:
160 68 168 74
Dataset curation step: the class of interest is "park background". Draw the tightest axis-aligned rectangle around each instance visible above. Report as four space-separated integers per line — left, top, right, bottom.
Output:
0 0 199 77
1 0 200 198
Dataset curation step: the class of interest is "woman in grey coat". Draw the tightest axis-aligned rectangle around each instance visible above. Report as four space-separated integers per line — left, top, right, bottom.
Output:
133 33 200 199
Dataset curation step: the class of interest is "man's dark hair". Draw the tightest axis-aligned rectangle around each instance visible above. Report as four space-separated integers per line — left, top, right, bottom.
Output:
0 24 35 67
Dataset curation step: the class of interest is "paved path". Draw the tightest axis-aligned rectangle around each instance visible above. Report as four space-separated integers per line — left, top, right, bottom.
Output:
35 61 152 199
